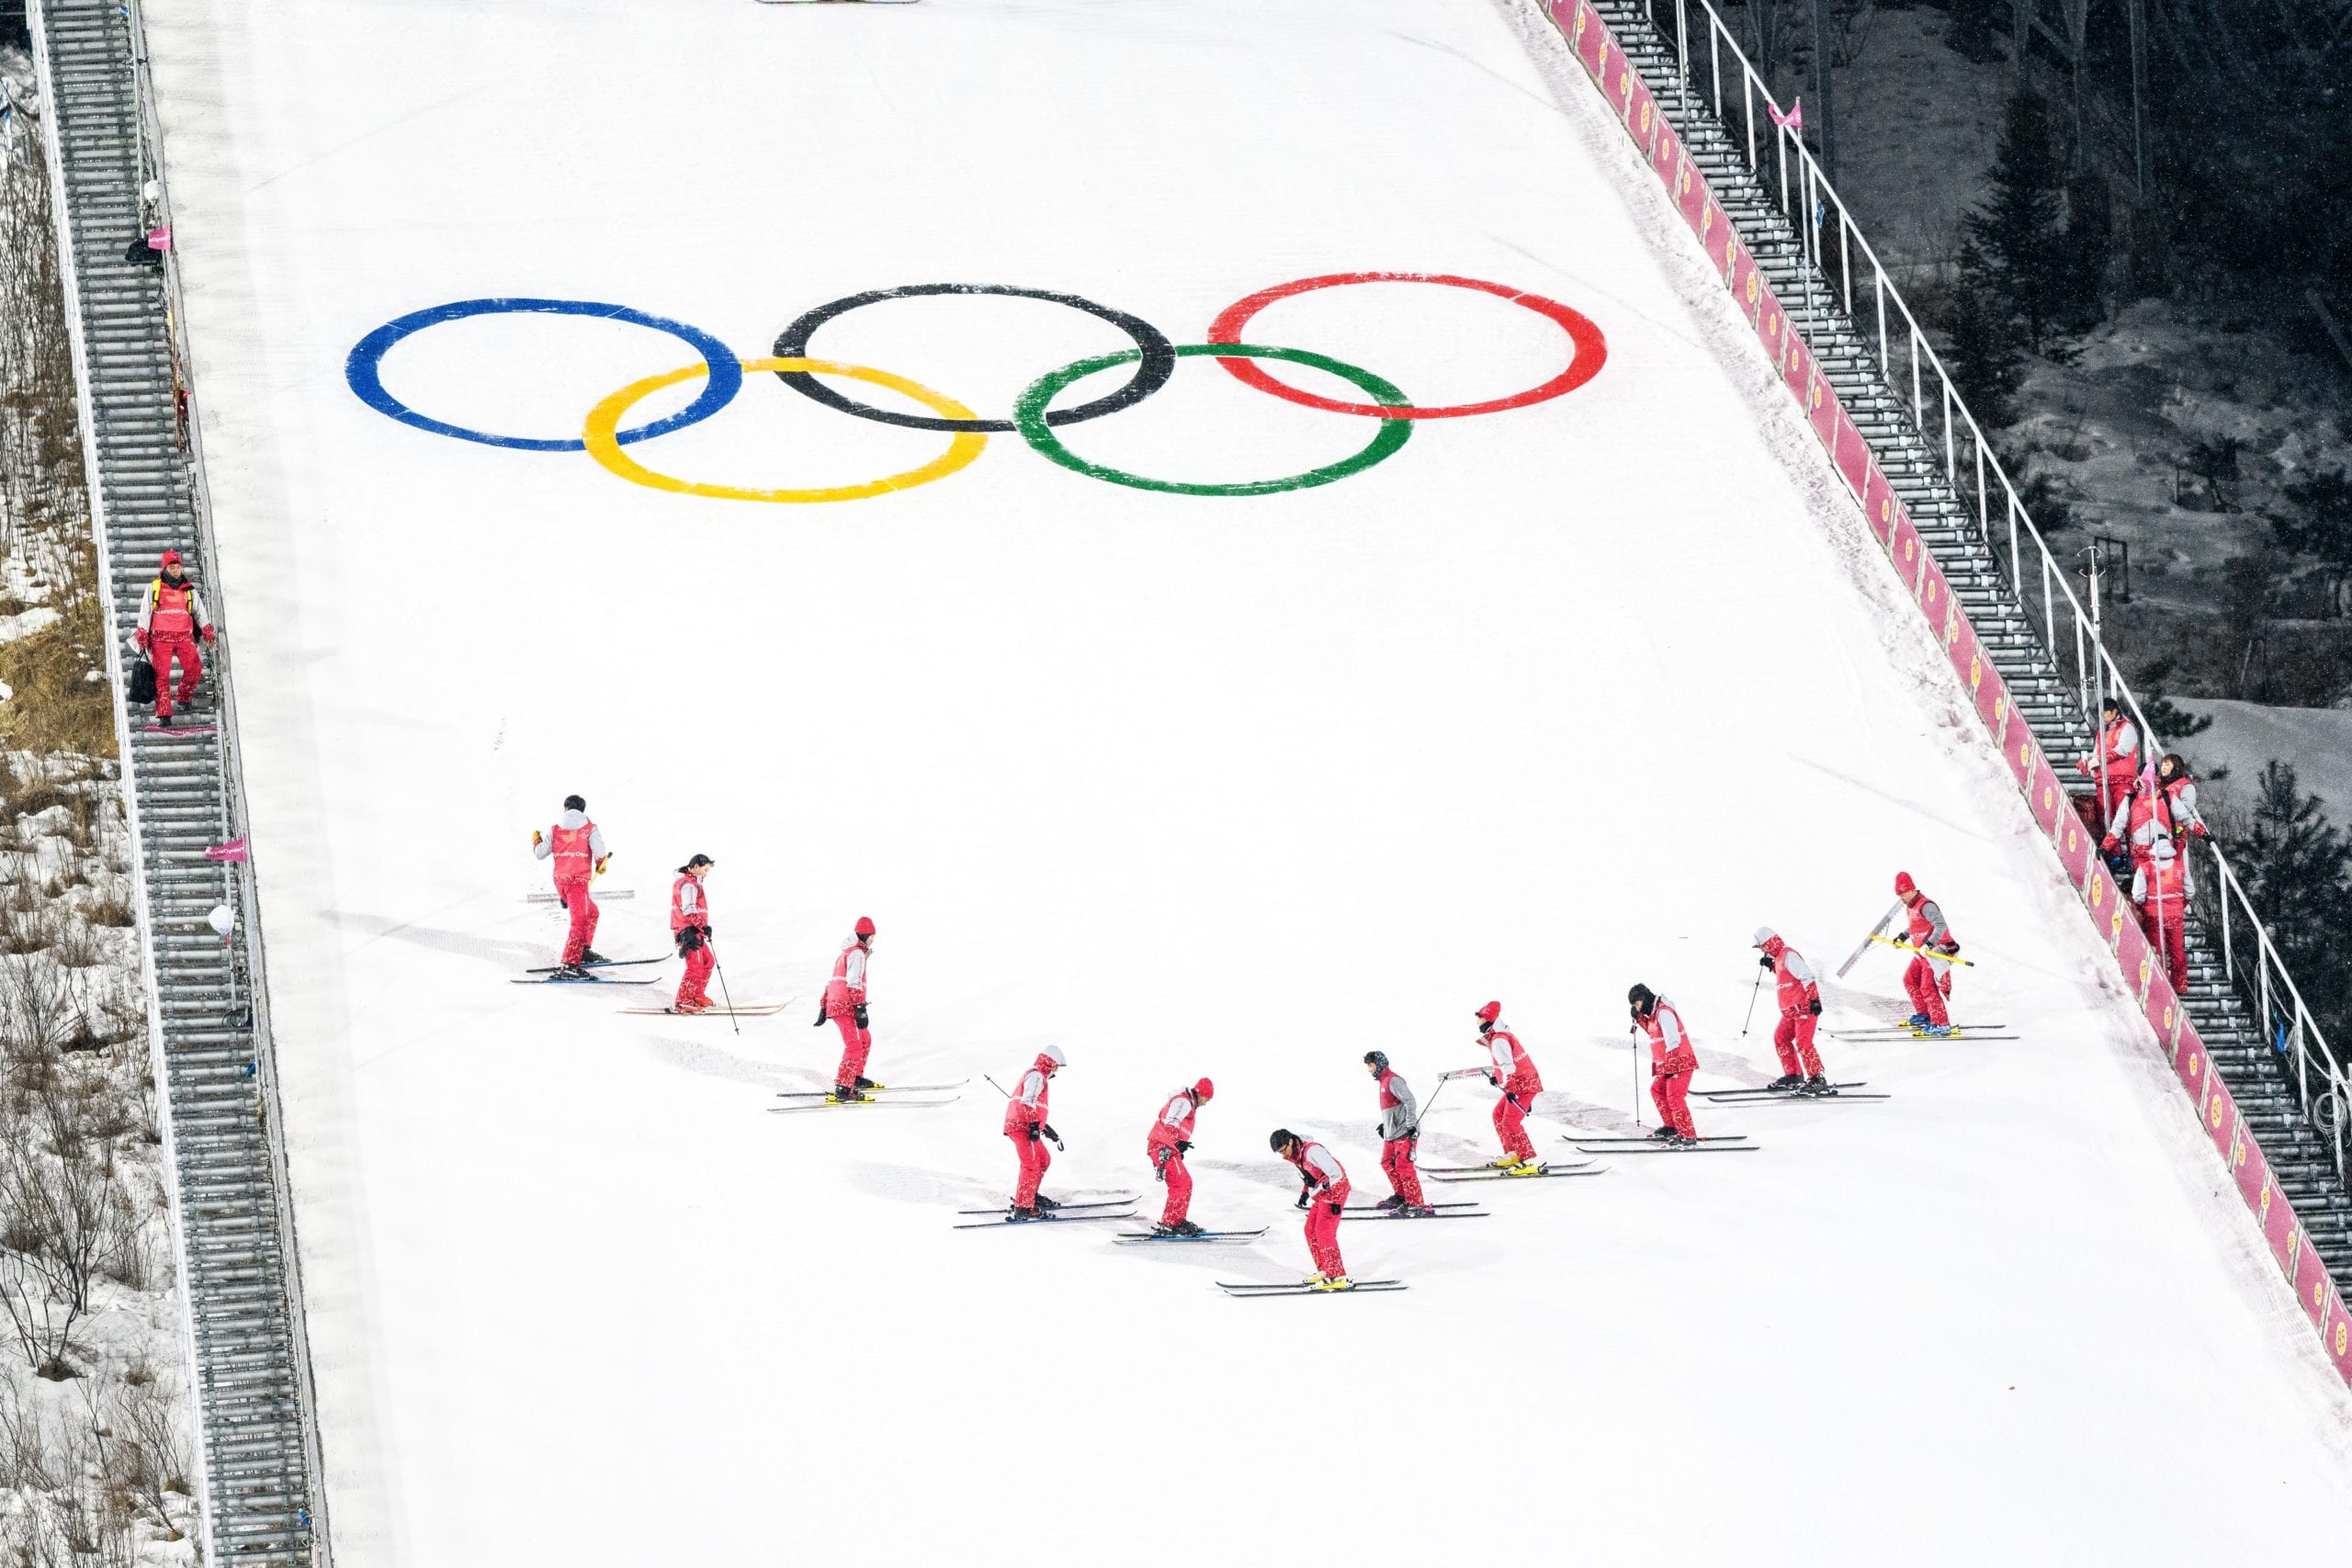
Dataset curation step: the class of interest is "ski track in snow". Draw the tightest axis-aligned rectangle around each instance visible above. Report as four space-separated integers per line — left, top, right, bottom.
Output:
126 0 2352 1562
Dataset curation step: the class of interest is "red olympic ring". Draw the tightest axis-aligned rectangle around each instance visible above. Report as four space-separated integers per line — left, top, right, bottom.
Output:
1205 273 1608 420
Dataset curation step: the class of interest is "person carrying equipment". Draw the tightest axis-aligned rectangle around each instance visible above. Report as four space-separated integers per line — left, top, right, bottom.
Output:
2132 838 2190 992
819 918 877 1102
1002 1046 1066 1220
669 855 716 1015
1630 984 1701 1145
1894 872 1962 1036
2075 695 2141 831
1146 1078 1215 1236
1364 1051 1430 1213
1753 928 1832 1095
133 549 214 727
531 794 609 973
1270 1130 1352 1291
1476 1001 1544 1175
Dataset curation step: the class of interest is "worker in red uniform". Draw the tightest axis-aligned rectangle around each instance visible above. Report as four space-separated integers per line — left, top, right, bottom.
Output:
2106 753 2210 874
1003 1046 1067 1220
2133 838 2190 991
531 794 609 974
2075 695 2141 830
818 918 876 1102
1894 872 1962 1036
1146 1078 1214 1236
1270 1129 1352 1290
1630 983 1700 1145
669 854 716 1015
1753 927 1831 1095
1475 1001 1544 1174
1364 1051 1430 1213
132 549 214 726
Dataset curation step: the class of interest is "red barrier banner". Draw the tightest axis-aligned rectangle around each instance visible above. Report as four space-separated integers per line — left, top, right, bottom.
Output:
1546 0 2351 1386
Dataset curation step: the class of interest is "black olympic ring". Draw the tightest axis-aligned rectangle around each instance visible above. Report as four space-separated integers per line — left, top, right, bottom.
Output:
770 284 1179 434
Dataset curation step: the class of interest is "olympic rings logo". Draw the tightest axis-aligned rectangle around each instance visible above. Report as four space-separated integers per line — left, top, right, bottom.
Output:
345 273 1608 502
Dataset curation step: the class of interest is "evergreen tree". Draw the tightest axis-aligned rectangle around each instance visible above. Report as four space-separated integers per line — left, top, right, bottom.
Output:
2132 656 2214 748
2271 470 2352 573
2238 761 2352 1045
1962 90 2069 351
1947 243 2022 428
1946 0 2005 63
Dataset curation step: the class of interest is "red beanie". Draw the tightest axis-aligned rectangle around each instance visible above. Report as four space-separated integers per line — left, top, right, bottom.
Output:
1476 1000 1501 1024
1894 872 1917 896
854 917 876 937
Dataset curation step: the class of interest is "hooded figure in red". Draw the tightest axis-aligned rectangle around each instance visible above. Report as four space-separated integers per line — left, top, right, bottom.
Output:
1146 1078 1214 1235
133 549 214 725
1002 1046 1066 1219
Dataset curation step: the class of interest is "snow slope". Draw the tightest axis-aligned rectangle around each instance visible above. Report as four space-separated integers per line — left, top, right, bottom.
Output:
133 0 2352 1562
2184 696 2352 824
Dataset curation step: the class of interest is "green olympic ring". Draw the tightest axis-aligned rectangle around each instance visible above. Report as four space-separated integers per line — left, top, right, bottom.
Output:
1013 343 1413 497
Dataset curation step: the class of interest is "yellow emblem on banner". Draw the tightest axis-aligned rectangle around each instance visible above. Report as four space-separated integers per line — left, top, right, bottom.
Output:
2336 1320 2348 1357
1640 101 1652 136
2188 1050 2202 1078
2261 1184 2273 1221
1747 271 1760 306
2210 1092 2224 1131
2139 954 2152 987
2090 874 2104 908
1880 496 1891 524
1702 202 1713 237
1970 653 1983 690
1575 6 1587 45
2109 908 2124 941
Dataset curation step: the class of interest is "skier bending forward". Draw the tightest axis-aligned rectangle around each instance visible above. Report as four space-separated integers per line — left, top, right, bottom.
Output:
1002 1046 1066 1221
1147 1078 1214 1237
1270 1129 1352 1291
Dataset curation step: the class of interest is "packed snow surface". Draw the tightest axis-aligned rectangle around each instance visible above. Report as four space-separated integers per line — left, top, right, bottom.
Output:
131 0 2352 1562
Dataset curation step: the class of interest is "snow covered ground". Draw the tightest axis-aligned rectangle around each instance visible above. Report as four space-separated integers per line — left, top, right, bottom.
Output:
2185 695 2352 822
130 0 2352 1562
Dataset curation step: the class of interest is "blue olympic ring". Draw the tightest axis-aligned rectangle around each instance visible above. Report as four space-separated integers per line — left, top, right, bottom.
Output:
343 298 743 452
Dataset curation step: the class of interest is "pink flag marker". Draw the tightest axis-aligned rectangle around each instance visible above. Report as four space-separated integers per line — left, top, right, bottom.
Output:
205 837 248 863
146 225 173 251
1769 98 1803 131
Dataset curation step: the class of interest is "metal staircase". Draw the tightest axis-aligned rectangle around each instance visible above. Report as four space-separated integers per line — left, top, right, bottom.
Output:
28 1 327 1562
1589 0 2352 1291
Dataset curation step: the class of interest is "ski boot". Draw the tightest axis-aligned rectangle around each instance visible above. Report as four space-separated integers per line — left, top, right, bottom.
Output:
1802 1076 1838 1097
1487 1155 1520 1168
1033 1194 1061 1213
554 964 593 982
1767 1073 1804 1091
1007 1205 1041 1223
1667 1131 1701 1148
1313 1274 1355 1292
827 1083 869 1104
1374 1193 1405 1212
1647 1124 1679 1141
1151 1222 1181 1237
1504 1158 1544 1177
1905 1012 1931 1028
854 1077 878 1090
1170 1220 1205 1237
1304 1271 1329 1289
670 999 709 1015
1922 1023 1955 1039
153 711 173 728
579 949 608 966
1400 1204 1436 1218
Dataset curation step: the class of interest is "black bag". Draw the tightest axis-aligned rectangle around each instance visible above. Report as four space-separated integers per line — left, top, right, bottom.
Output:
128 658 157 705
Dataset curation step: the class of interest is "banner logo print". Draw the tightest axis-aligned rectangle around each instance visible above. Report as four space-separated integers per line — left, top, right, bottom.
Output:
345 275 1609 503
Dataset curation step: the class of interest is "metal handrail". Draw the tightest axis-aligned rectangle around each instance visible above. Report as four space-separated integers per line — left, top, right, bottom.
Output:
1637 0 2345 1183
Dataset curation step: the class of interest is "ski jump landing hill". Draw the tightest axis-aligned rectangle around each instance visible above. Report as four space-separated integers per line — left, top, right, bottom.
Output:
130 0 2352 1562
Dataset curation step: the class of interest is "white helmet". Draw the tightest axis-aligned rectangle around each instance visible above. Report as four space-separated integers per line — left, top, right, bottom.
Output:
1752 925 1777 947
1040 1044 1068 1067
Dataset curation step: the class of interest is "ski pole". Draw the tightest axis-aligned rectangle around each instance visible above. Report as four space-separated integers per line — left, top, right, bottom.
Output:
1740 964 1764 1038
985 1073 1062 1150
1867 934 1977 967
709 942 740 1036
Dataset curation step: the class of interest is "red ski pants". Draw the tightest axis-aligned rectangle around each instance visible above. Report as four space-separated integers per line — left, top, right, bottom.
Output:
2140 903 2188 992
674 942 713 1009
151 637 199 716
1773 1010 1823 1077
1491 1091 1536 1162
830 1010 872 1088
1651 1048 1698 1138
1904 954 1953 1027
1012 1130 1052 1207
1157 1149 1193 1226
1303 1179 1349 1277
557 879 598 966
1380 1137 1425 1205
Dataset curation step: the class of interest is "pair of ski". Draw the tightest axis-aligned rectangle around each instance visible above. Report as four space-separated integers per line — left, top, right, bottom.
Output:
953 1196 1135 1230
514 955 662 987
1697 1080 1891 1102
771 1080 965 1113
1565 1134 1758 1155
1423 1159 1604 1184
1832 1023 2016 1042
1218 1279 1408 1298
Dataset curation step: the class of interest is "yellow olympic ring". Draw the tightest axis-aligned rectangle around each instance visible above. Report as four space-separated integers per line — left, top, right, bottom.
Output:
582 356 986 503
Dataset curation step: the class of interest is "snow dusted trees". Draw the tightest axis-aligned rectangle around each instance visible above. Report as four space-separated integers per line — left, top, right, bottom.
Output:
2232 761 2352 1049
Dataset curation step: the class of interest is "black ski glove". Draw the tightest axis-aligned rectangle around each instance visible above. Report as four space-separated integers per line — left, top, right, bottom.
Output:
676 928 702 954
812 1004 828 1027
1039 1123 1058 1145
854 1003 868 1029
1375 1123 1385 1140
1154 1158 1166 1182
698 924 712 941
1758 953 1775 969
1174 1139 1191 1154
1026 1123 1042 1142
1808 998 1822 1016
1326 1201 1342 1218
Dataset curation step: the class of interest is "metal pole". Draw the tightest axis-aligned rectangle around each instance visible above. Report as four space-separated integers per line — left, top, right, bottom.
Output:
2087 545 2109 828
2127 0 2151 203
1809 0 1838 182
